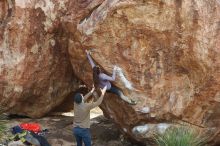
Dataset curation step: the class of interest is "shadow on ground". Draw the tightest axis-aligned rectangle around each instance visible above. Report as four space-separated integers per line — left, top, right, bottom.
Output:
6 114 139 146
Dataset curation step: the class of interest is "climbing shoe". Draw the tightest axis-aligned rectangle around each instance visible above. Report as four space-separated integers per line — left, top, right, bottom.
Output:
129 99 137 105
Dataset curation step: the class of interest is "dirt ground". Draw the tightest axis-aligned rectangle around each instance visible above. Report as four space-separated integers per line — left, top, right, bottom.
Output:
5 108 140 146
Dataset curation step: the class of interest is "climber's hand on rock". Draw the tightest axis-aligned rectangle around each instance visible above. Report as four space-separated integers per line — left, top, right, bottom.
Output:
100 86 107 95
85 49 91 55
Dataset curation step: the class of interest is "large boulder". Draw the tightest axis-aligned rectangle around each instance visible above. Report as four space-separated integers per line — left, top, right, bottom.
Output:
68 0 220 144
1 0 220 144
0 0 89 117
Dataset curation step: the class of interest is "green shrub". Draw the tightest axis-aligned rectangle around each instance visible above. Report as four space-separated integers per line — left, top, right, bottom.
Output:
0 121 6 139
154 126 208 146
0 111 7 140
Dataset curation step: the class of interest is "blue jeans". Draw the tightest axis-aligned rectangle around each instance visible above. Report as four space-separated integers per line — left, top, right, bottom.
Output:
73 127 91 146
107 86 123 97
107 86 132 103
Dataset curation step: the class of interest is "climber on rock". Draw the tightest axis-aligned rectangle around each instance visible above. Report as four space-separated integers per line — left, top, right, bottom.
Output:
86 49 137 105
73 86 107 146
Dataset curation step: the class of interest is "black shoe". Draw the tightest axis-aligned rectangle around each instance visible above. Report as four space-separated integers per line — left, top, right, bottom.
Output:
129 99 137 105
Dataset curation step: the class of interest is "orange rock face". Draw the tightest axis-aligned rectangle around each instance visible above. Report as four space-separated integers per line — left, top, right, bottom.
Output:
68 0 220 144
0 0 87 117
1 0 220 144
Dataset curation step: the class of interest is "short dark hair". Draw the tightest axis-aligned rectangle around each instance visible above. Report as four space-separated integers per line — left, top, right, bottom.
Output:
74 93 82 104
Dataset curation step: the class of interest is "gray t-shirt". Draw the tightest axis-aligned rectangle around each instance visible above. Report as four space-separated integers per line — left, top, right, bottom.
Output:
73 96 103 128
73 102 93 128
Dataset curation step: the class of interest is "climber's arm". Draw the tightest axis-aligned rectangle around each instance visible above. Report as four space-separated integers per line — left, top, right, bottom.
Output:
7 0 13 9
86 50 96 68
89 86 107 109
83 86 95 101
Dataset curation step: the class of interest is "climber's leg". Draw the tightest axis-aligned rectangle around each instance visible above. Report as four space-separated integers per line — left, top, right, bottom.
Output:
107 86 136 105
